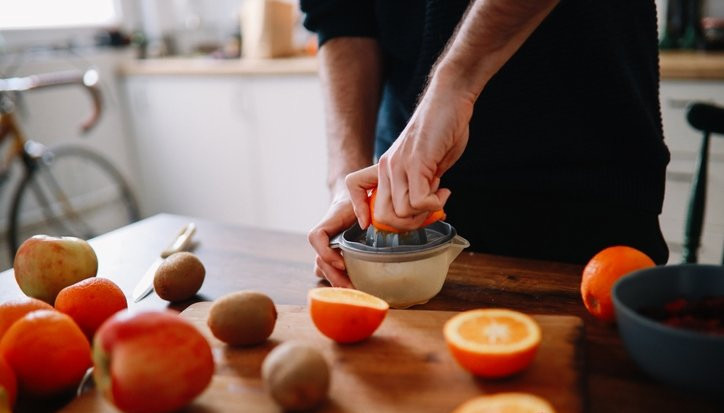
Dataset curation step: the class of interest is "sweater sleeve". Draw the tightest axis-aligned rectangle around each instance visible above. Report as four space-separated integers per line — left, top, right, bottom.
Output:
300 0 378 47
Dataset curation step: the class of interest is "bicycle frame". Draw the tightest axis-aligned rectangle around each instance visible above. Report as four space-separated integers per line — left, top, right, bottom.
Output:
0 108 93 237
0 69 102 132
0 69 105 239
0 110 27 179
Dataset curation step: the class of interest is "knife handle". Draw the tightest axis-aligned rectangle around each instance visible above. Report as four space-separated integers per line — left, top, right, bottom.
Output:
161 223 196 258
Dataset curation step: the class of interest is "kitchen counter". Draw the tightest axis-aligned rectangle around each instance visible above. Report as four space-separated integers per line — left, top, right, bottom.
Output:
660 51 724 80
118 56 317 76
1 213 720 412
119 52 724 80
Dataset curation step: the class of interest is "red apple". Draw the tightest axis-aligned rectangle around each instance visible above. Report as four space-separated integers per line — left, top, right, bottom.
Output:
93 310 214 413
13 235 98 304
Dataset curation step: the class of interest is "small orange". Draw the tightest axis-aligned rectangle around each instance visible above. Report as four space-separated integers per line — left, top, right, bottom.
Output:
368 187 446 233
581 246 655 322
444 309 541 378
0 309 91 397
451 392 555 413
0 297 54 340
0 356 17 410
55 277 127 340
308 287 389 343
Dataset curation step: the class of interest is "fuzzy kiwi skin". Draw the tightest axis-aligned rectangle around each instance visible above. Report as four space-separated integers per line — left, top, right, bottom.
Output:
262 341 330 411
153 252 205 302
207 291 277 346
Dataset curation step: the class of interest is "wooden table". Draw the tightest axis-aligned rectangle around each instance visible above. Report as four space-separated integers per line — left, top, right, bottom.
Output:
0 214 720 412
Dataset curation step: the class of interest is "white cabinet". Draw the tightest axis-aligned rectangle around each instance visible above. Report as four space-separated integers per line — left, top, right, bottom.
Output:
122 73 329 235
660 80 724 264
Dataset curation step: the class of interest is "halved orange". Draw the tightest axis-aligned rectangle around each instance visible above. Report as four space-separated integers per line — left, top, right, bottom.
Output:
369 187 446 233
308 287 389 344
444 309 541 378
451 392 555 413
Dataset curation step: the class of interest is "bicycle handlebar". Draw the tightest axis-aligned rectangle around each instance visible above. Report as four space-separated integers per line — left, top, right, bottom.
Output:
0 69 103 133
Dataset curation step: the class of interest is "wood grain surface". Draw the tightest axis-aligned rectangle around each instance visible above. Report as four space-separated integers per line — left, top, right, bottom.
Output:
62 303 584 413
2 214 722 412
659 51 724 80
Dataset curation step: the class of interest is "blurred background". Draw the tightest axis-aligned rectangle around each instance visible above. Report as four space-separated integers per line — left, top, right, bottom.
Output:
0 0 723 270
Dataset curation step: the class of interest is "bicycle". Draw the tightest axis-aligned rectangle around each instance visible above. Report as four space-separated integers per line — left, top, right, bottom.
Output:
0 69 140 261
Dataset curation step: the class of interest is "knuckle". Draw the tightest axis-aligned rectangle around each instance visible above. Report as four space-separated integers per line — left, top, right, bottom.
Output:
378 155 389 168
393 203 413 217
307 227 321 245
315 255 326 268
410 197 435 212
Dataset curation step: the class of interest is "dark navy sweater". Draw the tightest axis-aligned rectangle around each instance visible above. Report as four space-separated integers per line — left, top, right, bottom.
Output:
301 0 670 215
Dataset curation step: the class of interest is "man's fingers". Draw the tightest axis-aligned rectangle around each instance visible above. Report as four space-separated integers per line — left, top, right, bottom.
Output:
408 168 446 212
387 157 417 218
307 226 345 271
314 263 325 278
315 255 353 288
345 165 378 229
374 157 395 223
436 188 452 207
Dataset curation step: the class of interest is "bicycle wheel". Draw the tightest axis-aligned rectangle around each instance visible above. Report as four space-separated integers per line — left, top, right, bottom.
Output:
8 144 140 257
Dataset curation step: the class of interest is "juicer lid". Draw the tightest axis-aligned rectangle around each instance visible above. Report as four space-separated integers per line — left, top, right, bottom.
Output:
334 221 457 254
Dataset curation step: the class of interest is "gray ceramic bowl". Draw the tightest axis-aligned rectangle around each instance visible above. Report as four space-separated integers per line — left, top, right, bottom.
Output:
612 264 724 393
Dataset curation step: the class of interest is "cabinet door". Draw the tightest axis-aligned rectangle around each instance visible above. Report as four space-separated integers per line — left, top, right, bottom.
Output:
659 80 724 264
247 75 328 235
123 76 259 225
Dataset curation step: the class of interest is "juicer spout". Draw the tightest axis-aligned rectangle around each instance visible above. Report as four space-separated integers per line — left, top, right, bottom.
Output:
447 235 470 265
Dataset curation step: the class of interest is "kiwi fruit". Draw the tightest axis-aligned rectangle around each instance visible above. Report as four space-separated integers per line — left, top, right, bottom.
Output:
153 252 205 302
262 341 330 411
207 291 277 346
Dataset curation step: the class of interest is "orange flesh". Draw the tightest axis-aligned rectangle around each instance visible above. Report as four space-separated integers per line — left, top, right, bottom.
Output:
451 392 555 413
459 316 529 345
311 288 388 309
444 310 541 378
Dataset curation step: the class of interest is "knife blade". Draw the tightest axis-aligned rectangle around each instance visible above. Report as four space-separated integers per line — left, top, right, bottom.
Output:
132 223 197 302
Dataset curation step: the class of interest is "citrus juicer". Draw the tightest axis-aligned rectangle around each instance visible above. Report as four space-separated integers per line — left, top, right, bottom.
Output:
330 221 469 308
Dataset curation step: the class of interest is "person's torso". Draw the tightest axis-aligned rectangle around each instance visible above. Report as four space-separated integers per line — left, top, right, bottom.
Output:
373 0 670 213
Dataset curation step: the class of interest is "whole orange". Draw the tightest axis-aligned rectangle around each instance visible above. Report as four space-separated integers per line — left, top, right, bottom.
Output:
0 297 54 340
0 309 91 397
0 356 17 410
55 277 127 340
581 245 655 322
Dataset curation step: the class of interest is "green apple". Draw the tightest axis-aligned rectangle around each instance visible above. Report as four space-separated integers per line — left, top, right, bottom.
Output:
13 235 98 304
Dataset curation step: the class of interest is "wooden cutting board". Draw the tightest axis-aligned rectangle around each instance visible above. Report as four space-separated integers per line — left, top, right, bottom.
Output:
63 303 585 413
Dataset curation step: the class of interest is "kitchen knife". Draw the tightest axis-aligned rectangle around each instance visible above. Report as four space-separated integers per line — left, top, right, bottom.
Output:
132 223 197 302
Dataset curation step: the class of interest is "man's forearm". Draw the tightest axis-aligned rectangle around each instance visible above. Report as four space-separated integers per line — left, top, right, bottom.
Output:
431 0 559 103
318 37 382 196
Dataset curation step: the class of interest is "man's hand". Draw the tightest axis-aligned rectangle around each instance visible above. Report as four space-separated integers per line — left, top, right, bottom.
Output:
371 81 471 231
356 0 558 231
307 191 356 288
